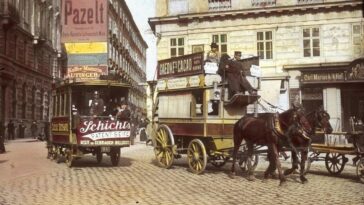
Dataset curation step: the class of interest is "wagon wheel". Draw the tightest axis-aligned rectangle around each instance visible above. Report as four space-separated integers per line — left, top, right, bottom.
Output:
239 154 259 172
211 155 230 168
154 125 174 169
110 147 120 166
325 153 346 175
356 158 364 183
96 148 103 163
65 148 74 168
187 139 207 174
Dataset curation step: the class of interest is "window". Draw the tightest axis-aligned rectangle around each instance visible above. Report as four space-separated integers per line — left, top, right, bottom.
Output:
212 34 227 54
170 37 184 57
257 31 273 59
169 0 188 15
303 27 320 57
208 0 231 11
352 24 364 55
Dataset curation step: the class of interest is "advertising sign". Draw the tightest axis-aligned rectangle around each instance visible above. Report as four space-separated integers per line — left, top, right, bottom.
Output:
67 65 108 80
77 119 131 145
157 52 204 79
61 0 107 43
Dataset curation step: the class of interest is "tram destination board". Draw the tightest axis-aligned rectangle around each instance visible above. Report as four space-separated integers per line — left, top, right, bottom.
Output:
157 52 204 79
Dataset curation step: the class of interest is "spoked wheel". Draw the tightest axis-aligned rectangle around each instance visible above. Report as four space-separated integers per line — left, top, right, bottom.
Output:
187 139 207 174
65 148 74 168
210 155 230 168
110 147 120 166
356 158 364 183
154 125 174 169
96 148 103 163
325 153 347 175
239 154 259 172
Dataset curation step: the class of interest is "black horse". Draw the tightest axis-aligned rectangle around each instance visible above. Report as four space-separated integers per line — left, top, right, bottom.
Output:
283 107 333 183
230 108 311 185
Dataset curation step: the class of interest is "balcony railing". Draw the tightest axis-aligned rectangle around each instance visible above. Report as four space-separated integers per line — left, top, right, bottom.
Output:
208 0 231 11
297 0 323 4
251 0 276 7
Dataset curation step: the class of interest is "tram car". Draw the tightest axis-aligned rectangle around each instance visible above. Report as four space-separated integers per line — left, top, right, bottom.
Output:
48 79 131 167
149 52 261 174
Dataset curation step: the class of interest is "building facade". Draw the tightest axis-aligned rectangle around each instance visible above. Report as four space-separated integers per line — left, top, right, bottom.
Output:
149 0 364 132
0 0 65 138
108 0 148 111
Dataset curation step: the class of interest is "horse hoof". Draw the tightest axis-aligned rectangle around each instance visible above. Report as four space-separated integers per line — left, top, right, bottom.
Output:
229 172 236 179
247 175 256 181
300 176 308 184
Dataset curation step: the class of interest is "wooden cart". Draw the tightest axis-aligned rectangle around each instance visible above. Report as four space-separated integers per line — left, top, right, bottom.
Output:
47 80 131 167
307 119 364 183
149 53 260 174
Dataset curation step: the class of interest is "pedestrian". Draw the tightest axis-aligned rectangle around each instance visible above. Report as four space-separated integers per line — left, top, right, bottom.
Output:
18 120 25 139
7 120 15 140
31 121 38 139
0 121 6 153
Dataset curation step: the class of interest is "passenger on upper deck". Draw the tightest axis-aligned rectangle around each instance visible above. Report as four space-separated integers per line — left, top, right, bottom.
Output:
205 42 220 64
217 54 256 98
89 91 105 116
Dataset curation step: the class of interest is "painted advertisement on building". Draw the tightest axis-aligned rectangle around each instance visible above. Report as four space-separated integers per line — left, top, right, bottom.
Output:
67 65 108 80
61 0 107 43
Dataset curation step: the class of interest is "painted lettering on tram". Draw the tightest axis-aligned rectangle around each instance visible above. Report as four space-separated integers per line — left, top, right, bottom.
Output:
79 120 130 133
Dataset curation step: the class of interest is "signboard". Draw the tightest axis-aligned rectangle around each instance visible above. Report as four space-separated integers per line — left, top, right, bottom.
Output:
67 65 108 80
61 0 107 43
157 52 204 79
157 75 203 91
65 42 107 54
77 119 131 145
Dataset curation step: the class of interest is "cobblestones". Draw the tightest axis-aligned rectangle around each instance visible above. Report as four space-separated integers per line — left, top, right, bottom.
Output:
0 140 363 205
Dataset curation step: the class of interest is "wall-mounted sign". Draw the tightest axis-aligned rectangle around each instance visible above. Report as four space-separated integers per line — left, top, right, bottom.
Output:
65 42 107 54
61 0 107 43
67 65 108 80
157 52 204 79
157 75 203 91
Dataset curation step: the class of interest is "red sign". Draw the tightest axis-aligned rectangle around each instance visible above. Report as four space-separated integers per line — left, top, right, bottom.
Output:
67 65 108 80
157 52 204 79
61 0 107 42
77 119 131 145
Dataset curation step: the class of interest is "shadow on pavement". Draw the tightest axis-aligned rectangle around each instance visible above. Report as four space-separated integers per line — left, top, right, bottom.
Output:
59 156 134 168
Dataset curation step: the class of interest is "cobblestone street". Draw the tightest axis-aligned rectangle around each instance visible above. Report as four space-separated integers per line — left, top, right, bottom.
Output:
0 139 363 205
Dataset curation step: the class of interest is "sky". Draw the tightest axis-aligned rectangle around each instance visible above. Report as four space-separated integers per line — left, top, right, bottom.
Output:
125 0 157 81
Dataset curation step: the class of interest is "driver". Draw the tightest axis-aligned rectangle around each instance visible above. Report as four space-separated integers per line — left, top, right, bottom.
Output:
89 91 105 116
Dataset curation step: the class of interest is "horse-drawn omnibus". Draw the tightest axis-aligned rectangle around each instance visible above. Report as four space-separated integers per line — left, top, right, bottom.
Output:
48 79 131 167
149 52 260 174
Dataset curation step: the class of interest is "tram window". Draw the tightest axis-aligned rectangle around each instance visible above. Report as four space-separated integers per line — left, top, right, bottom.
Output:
192 90 204 117
52 95 56 117
64 93 69 115
208 89 219 116
60 94 65 116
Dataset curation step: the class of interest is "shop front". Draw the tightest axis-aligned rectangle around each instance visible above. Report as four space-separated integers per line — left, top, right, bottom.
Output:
298 58 364 133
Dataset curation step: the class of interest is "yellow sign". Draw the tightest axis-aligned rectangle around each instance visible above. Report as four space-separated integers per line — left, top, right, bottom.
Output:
65 42 107 54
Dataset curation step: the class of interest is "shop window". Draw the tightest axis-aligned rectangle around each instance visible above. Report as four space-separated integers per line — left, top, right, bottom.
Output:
303 27 320 57
212 34 227 55
257 31 273 59
352 24 364 55
170 37 185 57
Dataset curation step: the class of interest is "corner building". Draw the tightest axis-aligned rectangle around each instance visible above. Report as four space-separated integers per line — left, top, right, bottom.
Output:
0 0 65 138
149 0 363 133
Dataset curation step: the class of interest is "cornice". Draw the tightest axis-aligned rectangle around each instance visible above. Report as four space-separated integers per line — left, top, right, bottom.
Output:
149 1 362 33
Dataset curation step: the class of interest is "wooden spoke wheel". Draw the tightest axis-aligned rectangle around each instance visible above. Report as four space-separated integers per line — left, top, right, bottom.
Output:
325 153 346 175
65 148 74 168
154 125 174 169
110 147 120 166
96 148 103 164
211 155 230 168
239 154 259 172
187 139 207 174
356 158 364 183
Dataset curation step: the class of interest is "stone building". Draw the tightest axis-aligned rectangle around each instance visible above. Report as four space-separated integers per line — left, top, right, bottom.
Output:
0 0 65 138
149 0 363 132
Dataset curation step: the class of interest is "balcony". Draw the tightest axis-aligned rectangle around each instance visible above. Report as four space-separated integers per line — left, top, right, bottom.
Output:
208 0 231 11
251 0 276 7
